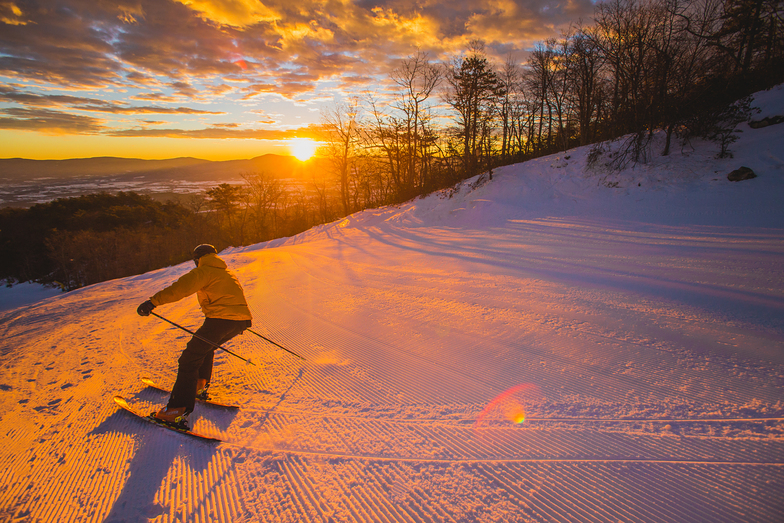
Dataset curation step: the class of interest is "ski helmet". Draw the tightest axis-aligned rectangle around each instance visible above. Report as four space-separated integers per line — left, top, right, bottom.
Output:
193 244 217 263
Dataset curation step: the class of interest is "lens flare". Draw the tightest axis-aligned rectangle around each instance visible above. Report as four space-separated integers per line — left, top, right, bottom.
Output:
473 383 540 430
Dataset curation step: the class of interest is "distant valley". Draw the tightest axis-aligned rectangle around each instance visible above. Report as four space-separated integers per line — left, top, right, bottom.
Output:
0 154 327 207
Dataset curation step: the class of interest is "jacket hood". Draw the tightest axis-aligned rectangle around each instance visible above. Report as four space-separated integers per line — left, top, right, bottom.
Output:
197 253 227 269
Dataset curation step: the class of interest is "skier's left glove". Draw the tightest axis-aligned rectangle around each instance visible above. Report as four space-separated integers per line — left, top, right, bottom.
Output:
137 300 156 316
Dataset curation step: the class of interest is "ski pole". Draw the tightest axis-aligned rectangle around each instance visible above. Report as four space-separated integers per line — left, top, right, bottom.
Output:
150 312 256 366
246 328 306 361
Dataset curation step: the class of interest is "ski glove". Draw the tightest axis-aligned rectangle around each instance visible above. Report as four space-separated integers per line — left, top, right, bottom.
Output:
137 300 156 316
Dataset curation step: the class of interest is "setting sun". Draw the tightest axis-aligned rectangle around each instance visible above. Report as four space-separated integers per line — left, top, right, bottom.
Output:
289 138 318 161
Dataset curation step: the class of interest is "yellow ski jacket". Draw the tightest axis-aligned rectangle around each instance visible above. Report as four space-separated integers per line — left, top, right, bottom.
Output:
150 253 252 321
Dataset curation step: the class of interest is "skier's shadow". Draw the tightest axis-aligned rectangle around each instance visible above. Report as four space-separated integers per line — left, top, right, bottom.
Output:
91 390 238 522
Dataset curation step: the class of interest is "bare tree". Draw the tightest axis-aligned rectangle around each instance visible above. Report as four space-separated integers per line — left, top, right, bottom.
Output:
390 51 442 195
498 54 523 161
321 99 362 216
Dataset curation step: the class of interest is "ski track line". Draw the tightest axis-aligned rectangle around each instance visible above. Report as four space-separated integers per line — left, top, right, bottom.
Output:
259 318 493 410
543 473 609 523
366 462 421 523
316 454 405 523
5 422 134 521
567 462 696 522
221 438 784 466
259 297 483 409
177 451 243 523
581 464 669 522
222 428 777 521
476 461 766 523
274 442 728 523
281 457 331 522
278 242 775 410
474 463 534 509
557 464 683 522
255 256 515 397
258 271 718 414
222 408 784 463
498 467 572 523
342 460 409 523
213 393 784 425
384 462 436 523
493 463 574 522
323 461 367 523
299 457 366 523
397 478 459 523
200 452 242 523
655 465 754 521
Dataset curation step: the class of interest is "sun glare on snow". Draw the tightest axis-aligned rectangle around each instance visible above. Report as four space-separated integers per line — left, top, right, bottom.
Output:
289 138 318 161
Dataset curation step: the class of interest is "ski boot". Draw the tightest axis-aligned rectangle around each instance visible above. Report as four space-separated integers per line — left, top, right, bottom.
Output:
196 379 210 401
152 406 190 429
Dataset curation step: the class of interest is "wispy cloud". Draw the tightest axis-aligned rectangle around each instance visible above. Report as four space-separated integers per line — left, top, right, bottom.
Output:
0 86 224 114
109 124 321 140
0 107 105 133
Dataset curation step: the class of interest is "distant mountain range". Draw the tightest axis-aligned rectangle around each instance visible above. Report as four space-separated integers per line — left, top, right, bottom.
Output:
0 154 327 182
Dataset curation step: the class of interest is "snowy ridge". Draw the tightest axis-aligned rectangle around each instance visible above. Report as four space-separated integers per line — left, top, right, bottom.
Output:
1 86 783 522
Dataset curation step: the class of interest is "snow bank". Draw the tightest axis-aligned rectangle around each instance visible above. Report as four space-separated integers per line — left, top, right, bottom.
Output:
0 281 61 313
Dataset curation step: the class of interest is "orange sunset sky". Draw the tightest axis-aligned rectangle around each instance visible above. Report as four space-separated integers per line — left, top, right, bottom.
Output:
0 0 594 160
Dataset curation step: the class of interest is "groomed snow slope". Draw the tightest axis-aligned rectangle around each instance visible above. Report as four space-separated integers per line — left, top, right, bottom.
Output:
1 85 783 522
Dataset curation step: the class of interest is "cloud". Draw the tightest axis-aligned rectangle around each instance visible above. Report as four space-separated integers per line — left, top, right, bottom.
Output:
87 105 225 115
0 3 124 87
0 107 105 134
0 86 87 107
109 124 321 140
174 0 280 27
0 86 225 115
240 69 320 100
0 1 31 25
130 92 180 102
1 0 593 90
170 81 202 98
0 0 595 147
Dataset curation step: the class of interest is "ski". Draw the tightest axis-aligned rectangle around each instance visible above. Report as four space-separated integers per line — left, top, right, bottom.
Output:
141 376 239 409
113 395 221 442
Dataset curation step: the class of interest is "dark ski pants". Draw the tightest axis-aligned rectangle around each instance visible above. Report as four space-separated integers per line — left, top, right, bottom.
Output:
168 317 251 413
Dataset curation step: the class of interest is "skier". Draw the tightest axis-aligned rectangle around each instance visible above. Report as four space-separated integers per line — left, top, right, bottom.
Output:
137 244 252 425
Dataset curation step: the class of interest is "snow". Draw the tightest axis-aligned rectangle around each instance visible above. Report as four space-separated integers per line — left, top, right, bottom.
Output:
1 86 784 522
0 282 61 313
